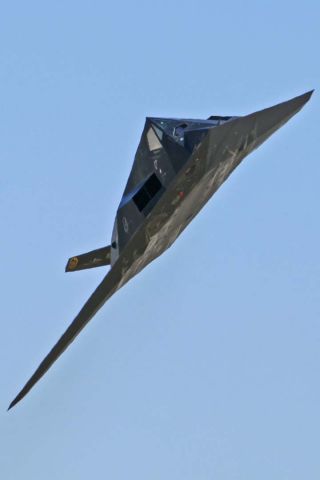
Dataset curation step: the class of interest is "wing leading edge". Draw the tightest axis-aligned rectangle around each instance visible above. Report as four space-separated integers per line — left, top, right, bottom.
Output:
9 90 313 410
8 266 123 410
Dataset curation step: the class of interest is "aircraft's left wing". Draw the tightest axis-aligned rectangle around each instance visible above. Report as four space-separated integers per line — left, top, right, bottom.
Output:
8 266 123 410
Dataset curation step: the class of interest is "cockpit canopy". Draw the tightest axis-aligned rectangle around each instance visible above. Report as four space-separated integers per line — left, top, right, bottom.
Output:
110 113 237 264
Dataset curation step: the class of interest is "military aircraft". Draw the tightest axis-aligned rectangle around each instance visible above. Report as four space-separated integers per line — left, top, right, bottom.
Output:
9 90 313 410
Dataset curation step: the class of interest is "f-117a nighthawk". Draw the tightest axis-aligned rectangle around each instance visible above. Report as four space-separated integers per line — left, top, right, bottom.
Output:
9 90 313 409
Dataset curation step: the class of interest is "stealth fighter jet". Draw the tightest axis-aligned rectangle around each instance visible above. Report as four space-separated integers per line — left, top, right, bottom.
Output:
9 91 313 409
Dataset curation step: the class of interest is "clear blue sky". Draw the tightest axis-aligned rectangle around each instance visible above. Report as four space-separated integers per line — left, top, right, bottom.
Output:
1 1 319 478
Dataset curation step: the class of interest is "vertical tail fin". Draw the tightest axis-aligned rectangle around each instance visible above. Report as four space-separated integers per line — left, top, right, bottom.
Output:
65 246 111 272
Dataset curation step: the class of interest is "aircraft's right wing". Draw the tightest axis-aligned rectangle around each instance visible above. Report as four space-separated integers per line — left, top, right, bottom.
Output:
8 265 123 410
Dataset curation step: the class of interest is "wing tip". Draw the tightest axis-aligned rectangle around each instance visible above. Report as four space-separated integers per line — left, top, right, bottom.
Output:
8 386 28 410
8 397 19 411
299 89 314 104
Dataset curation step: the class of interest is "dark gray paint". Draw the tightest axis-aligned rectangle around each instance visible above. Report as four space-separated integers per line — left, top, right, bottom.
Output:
9 91 313 409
